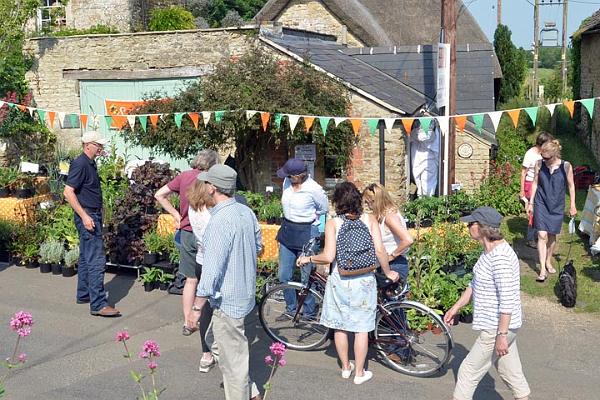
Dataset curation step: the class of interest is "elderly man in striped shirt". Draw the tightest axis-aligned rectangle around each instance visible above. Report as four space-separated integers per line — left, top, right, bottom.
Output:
444 206 530 400
192 164 263 400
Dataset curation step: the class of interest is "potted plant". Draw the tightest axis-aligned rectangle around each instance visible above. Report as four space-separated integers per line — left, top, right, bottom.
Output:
259 199 283 225
168 246 180 269
41 239 64 275
38 241 53 273
14 173 36 199
142 230 163 265
62 246 79 277
0 167 19 197
0 219 15 263
459 302 474 323
23 244 39 269
158 270 174 291
140 267 161 292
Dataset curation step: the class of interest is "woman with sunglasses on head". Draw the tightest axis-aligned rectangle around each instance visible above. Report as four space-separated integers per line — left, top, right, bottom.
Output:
526 139 577 282
362 183 414 282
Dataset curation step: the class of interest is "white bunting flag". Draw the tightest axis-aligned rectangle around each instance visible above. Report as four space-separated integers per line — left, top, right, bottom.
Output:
57 112 66 128
384 118 396 132
435 116 449 133
27 107 35 117
333 117 346 127
201 111 211 127
245 110 258 120
288 114 300 132
546 103 557 117
488 111 503 132
127 115 137 131
0 101 4 109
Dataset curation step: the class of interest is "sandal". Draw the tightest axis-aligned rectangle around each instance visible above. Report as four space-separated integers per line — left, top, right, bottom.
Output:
547 266 557 274
182 325 199 336
536 274 547 282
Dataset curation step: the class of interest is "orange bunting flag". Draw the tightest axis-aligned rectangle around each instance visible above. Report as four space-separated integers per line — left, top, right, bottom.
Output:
401 118 414 135
454 115 467 132
188 112 200 129
80 114 88 128
350 119 362 136
507 109 520 128
304 116 315 133
47 111 56 128
149 114 160 128
111 116 127 130
16 104 27 113
563 100 575 118
260 112 270 132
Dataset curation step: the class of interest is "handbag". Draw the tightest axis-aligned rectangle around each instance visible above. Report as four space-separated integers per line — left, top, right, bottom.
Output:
276 218 313 251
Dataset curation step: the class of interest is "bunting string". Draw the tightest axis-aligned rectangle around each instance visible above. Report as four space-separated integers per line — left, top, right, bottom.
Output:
0 97 598 137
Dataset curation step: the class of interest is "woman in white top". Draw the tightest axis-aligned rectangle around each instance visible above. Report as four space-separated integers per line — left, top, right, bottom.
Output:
297 182 398 385
186 179 216 373
520 132 553 247
363 183 414 281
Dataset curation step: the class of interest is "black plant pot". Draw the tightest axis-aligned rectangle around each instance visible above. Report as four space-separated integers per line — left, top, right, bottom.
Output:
0 188 10 198
11 256 21 266
459 313 473 324
143 282 155 292
62 266 77 277
109 253 120 264
26 260 39 269
420 218 434 228
15 188 33 199
39 263 52 273
51 263 62 275
451 314 460 326
143 253 158 265
159 281 169 291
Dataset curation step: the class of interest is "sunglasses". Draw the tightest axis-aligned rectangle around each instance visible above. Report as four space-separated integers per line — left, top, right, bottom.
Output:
467 221 478 227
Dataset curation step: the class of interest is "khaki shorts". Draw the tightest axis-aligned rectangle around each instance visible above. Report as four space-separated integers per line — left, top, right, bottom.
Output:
179 229 200 279
454 330 530 400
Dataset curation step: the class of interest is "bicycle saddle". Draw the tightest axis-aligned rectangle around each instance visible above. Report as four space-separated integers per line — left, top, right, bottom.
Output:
374 272 396 289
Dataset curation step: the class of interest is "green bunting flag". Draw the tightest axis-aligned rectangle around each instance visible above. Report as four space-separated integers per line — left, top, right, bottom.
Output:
8 103 15 109
215 110 225 122
419 117 433 133
581 98 595 118
37 110 46 124
174 113 184 128
69 114 78 128
138 115 148 132
524 107 538 126
471 114 484 133
104 116 113 129
367 119 379 136
319 117 331 135
274 113 283 129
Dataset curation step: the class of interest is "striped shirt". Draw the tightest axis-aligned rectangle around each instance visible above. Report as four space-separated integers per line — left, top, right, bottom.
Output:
196 198 263 319
470 241 523 331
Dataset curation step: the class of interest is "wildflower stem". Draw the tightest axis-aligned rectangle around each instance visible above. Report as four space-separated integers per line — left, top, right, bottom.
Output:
9 335 21 366
263 355 280 400
121 341 147 400
150 356 157 395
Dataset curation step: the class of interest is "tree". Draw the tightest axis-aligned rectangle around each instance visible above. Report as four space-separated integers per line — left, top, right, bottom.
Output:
494 24 527 104
121 46 355 191
186 0 266 27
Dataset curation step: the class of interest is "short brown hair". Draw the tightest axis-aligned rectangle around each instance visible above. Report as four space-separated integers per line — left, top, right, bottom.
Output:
333 182 363 215
478 224 504 241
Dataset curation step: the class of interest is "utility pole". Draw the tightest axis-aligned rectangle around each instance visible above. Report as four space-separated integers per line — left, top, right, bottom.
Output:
441 0 457 193
562 0 569 95
497 0 502 26
533 0 540 101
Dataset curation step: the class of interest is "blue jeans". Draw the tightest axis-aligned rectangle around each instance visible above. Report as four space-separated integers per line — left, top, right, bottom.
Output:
278 226 319 316
74 211 108 312
390 255 409 282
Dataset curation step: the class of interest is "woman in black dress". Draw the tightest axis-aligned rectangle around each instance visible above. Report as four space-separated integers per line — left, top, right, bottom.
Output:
526 140 577 282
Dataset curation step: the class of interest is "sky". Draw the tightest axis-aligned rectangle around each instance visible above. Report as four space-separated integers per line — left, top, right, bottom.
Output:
466 0 600 49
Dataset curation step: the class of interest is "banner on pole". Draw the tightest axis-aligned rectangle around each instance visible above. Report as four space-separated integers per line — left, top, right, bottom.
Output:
436 43 451 110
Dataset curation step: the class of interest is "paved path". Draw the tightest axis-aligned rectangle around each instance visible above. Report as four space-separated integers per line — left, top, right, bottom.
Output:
1 265 599 399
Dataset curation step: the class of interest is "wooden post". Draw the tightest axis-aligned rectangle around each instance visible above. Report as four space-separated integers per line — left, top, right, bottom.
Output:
562 0 569 95
497 0 502 26
442 0 457 192
533 0 540 101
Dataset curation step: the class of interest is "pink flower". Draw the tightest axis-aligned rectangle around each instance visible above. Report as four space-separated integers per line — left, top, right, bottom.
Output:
115 331 130 342
10 311 33 337
18 353 27 363
139 351 149 359
141 340 160 358
147 361 158 370
278 358 287 367
264 355 273 365
269 342 286 357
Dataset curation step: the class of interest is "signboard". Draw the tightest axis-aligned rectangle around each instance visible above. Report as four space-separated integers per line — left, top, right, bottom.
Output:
294 144 316 178
436 43 451 110
105 99 145 129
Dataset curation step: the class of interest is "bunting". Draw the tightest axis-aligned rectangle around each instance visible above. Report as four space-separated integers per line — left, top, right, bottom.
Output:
334 117 346 127
188 112 200 129
384 118 395 133
274 113 283 129
350 119 362 136
214 110 225 122
563 100 575 118
367 119 379 136
419 117 432 133
401 118 414 135
174 113 184 128
201 111 211 127
546 103 557 117
288 114 300 132
260 112 270 132
471 114 484 133
80 114 88 128
581 98 595 118
304 116 315 133
69 114 78 128
47 111 56 128
37 110 46 125
139 115 148 132
319 117 331 135
524 107 538 126
127 115 136 131
454 115 467 132
149 114 159 128
507 109 520 128
246 110 258 120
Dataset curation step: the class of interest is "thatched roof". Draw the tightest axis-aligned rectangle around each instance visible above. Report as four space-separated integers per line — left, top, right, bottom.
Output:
256 0 490 47
574 9 600 37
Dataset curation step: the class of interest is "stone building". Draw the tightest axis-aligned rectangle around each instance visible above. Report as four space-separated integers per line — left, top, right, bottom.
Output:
23 0 499 199
575 9 600 163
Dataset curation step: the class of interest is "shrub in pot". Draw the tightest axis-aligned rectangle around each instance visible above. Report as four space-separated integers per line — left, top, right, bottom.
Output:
38 241 54 273
459 303 474 323
62 246 79 277
39 239 64 274
23 244 39 269
0 219 16 263
158 270 174 291
140 267 161 292
142 229 164 265
0 166 19 197
14 173 36 199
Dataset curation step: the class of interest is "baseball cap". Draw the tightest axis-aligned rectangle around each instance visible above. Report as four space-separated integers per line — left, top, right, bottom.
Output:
460 206 503 228
198 164 237 191
276 158 307 179
81 131 108 145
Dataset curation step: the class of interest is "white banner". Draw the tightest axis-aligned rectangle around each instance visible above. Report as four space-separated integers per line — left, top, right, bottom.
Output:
437 43 451 110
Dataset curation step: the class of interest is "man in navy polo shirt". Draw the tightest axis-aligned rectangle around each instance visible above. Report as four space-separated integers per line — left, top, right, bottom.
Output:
63 131 121 317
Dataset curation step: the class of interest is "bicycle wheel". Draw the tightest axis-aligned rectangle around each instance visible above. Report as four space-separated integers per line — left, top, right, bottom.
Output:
259 282 330 351
373 300 453 377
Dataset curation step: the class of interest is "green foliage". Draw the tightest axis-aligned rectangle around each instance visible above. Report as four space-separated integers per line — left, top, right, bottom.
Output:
139 267 162 283
122 46 353 191
420 221 482 271
10 223 43 261
64 246 79 268
0 166 20 189
143 230 167 255
402 191 478 224
48 24 119 37
97 143 128 223
239 191 283 223
186 0 266 27
494 25 528 103
39 239 64 264
474 161 522 216
41 203 79 249
0 219 16 251
158 270 174 283
541 66 570 102
149 6 195 31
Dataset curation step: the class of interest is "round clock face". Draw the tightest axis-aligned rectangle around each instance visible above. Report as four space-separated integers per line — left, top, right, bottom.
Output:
458 143 473 158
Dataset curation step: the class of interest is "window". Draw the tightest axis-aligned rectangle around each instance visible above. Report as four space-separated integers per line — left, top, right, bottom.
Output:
37 1 66 32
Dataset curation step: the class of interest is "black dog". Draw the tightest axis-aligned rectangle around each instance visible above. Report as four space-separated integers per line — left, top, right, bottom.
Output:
558 261 577 308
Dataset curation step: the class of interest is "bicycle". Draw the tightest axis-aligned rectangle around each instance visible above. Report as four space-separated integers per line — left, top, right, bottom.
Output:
258 236 454 377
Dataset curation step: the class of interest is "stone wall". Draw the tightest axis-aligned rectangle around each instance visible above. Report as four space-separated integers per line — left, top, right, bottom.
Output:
454 133 491 193
68 0 134 32
579 33 600 163
275 0 364 46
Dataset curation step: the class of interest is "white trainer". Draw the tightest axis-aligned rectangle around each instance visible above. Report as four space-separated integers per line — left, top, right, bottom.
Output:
341 362 355 379
353 370 373 385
